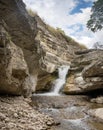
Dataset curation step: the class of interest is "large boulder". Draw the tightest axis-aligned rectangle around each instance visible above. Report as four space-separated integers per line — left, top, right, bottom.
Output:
0 0 39 96
0 23 32 96
64 49 103 94
0 0 39 74
88 108 103 122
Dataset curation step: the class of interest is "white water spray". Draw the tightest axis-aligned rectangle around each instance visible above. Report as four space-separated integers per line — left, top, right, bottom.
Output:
52 65 70 95
33 65 70 96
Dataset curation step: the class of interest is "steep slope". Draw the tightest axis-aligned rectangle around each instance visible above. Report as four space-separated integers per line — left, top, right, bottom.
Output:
0 0 85 96
34 15 85 91
35 15 84 72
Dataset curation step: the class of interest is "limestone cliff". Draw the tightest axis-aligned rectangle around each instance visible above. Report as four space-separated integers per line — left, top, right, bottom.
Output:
0 23 30 96
35 15 82 73
0 0 83 96
64 49 103 94
1 0 102 96
0 0 39 96
34 15 85 91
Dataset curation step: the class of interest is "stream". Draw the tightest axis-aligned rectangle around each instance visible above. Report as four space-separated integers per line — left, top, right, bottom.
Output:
32 95 103 130
32 66 103 130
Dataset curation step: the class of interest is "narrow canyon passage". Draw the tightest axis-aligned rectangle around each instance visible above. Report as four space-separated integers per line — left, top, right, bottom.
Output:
32 65 103 130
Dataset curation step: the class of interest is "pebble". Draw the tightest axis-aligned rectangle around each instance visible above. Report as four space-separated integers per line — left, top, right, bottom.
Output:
14 113 18 118
0 113 6 120
0 96 54 130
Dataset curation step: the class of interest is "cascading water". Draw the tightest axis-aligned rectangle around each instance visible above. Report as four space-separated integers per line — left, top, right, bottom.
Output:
52 65 70 95
34 65 70 96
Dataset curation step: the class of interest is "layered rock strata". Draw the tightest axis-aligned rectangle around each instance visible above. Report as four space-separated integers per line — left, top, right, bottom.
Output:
0 0 39 96
0 0 83 95
64 49 103 94
35 15 83 91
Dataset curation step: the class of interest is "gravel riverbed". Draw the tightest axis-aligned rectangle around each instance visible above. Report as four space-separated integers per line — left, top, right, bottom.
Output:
0 96 54 130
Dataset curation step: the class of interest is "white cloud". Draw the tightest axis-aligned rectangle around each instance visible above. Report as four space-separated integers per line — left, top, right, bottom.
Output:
83 0 97 2
23 0 103 48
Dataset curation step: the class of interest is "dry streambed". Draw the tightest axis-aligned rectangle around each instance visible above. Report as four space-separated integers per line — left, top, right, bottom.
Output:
0 96 54 130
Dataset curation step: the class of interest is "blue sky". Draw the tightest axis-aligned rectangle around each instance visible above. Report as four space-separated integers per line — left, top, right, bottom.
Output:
23 0 103 48
70 0 93 14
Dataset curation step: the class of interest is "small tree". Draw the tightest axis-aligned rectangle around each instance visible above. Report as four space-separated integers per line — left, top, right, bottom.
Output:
87 0 103 32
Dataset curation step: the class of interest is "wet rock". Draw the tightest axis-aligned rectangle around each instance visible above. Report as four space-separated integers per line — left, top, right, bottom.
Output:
91 96 103 104
89 108 103 122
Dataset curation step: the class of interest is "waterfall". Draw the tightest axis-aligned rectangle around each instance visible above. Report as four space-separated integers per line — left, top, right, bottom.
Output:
33 65 70 96
52 65 70 95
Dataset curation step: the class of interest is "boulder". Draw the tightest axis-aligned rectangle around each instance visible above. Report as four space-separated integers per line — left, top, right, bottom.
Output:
91 96 103 104
88 108 103 122
0 24 32 96
0 0 40 96
64 49 103 94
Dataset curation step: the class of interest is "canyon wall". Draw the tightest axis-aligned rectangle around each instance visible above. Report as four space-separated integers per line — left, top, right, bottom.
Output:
64 49 103 94
0 0 83 96
0 0 102 96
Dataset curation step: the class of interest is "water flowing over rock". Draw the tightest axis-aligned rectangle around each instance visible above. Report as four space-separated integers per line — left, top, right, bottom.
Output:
35 15 83 92
52 66 70 95
0 0 82 96
34 66 70 96
0 0 102 97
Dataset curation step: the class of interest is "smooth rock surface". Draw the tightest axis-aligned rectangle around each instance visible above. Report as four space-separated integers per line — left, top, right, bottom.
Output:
89 108 103 122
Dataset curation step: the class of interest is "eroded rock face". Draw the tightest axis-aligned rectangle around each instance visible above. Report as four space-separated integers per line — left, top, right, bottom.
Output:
0 0 86 95
0 23 33 96
64 49 103 94
0 0 39 74
35 15 83 91
35 15 82 72
0 0 39 96
0 0 93 95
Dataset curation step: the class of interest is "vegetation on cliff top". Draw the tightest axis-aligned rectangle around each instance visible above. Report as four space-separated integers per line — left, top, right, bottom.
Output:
27 8 87 49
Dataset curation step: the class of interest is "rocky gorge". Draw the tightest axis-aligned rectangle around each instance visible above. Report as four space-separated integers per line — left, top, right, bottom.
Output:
0 0 103 130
